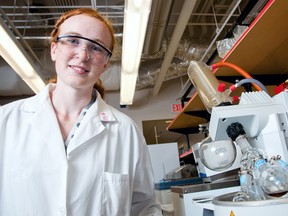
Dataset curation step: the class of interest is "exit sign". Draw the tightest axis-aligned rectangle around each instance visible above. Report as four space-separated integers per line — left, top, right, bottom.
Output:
171 103 182 113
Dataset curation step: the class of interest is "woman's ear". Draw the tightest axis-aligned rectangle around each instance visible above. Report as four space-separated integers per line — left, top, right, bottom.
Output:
103 60 111 72
50 42 57 62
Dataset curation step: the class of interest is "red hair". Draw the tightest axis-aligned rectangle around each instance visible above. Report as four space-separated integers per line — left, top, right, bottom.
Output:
50 8 115 99
50 8 116 53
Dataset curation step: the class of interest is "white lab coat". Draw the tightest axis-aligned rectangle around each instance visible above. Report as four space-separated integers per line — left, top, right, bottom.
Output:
0 84 162 216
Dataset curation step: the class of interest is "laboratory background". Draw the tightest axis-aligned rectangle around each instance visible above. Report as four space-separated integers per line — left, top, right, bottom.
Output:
1 0 288 215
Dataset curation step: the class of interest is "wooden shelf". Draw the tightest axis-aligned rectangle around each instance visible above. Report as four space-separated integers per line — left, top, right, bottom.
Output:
216 0 288 77
167 0 288 133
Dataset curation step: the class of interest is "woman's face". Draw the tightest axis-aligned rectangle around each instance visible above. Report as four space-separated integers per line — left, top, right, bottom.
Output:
50 14 112 90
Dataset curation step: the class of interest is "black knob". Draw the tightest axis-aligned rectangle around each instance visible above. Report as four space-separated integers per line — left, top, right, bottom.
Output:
226 122 246 141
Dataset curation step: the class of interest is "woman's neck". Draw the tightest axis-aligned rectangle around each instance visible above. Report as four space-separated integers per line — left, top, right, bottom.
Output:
49 84 93 140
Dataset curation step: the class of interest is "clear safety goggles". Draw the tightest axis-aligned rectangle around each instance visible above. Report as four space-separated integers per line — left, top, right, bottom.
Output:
56 34 112 62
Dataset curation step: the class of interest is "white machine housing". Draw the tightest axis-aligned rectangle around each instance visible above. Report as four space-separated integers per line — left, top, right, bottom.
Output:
209 91 288 165
193 91 288 180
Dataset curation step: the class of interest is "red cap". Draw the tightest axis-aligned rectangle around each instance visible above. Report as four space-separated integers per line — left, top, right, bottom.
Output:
232 96 240 102
218 83 226 92
229 85 237 92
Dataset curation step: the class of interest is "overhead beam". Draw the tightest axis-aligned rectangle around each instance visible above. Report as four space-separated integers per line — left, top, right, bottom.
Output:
152 0 197 96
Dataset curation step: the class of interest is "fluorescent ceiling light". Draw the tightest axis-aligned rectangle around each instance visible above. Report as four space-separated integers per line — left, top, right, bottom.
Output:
0 16 46 93
120 73 138 105
120 0 152 105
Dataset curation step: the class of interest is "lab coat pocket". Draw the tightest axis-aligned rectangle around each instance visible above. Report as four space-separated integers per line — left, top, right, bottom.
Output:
103 172 131 216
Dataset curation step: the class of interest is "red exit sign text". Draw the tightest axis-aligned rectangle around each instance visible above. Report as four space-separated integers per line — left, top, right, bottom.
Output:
171 103 182 113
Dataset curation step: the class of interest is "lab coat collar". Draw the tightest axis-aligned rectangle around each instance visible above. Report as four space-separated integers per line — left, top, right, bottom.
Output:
20 84 52 113
21 84 67 158
65 90 117 154
21 84 116 122
91 91 116 122
20 84 117 155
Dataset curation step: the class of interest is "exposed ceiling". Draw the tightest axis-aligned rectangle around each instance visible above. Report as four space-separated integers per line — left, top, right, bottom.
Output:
0 0 266 144
0 0 261 96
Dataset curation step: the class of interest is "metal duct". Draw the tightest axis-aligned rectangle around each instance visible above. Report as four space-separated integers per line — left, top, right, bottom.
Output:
153 0 198 96
142 0 175 55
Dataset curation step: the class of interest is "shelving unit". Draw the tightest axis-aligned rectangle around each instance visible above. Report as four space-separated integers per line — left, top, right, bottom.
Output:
167 0 288 138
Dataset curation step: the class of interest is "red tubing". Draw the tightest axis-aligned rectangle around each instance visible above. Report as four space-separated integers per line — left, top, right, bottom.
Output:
211 62 262 91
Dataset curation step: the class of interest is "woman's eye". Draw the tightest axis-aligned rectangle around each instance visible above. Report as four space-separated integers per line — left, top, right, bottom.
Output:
67 38 80 45
91 45 103 53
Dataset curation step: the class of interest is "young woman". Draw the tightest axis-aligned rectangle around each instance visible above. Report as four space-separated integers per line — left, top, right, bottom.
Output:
0 8 162 216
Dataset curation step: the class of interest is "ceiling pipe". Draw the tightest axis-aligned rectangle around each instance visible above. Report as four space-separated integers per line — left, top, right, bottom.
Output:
0 8 45 69
143 0 175 55
152 0 198 96
200 0 243 61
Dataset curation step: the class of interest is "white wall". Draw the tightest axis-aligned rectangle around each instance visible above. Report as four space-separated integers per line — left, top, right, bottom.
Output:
105 77 185 131
147 142 180 182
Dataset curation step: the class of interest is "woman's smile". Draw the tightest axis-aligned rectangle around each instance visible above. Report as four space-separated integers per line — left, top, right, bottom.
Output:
69 65 90 74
